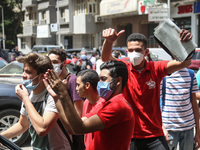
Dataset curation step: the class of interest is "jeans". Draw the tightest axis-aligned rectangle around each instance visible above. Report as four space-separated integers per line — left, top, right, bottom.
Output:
168 128 194 150
130 136 169 150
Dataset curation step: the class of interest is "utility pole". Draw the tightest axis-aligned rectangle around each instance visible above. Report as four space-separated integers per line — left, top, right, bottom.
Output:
0 6 5 49
57 0 61 47
168 0 170 19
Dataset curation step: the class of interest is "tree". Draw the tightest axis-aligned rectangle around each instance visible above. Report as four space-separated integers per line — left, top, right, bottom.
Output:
0 0 23 50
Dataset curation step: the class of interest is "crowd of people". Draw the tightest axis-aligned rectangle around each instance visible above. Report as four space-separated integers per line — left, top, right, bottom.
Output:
0 27 200 150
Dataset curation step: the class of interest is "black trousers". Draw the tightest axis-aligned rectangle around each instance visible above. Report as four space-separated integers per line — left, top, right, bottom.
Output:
130 136 170 150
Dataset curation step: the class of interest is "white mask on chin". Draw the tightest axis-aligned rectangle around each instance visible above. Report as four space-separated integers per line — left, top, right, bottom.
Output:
53 63 62 75
128 52 144 66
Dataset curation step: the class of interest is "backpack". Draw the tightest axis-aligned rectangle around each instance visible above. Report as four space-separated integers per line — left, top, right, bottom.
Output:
57 119 85 150
160 69 194 112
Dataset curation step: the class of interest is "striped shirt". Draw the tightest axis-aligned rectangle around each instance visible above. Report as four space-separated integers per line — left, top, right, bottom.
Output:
161 68 199 131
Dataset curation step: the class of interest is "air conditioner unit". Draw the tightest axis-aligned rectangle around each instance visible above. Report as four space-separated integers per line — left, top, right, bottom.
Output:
95 15 104 23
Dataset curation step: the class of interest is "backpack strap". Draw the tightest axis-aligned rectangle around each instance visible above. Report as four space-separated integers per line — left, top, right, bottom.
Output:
160 76 166 112
57 119 73 150
188 69 194 102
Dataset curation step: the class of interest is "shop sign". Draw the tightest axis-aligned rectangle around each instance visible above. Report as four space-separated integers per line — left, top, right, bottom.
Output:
177 4 193 14
148 8 168 22
194 2 200 14
138 0 148 14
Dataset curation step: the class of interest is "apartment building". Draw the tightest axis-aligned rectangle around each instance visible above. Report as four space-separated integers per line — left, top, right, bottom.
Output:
18 0 109 54
17 0 200 54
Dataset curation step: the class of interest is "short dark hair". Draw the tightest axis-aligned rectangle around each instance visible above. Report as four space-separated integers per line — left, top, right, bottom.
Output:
100 60 128 89
16 53 53 75
126 33 148 49
48 49 66 62
77 69 99 90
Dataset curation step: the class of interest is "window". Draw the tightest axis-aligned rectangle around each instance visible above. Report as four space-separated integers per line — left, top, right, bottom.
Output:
76 0 97 15
60 8 65 18
88 0 97 14
42 10 46 20
77 0 85 14
21 38 26 49
173 17 191 32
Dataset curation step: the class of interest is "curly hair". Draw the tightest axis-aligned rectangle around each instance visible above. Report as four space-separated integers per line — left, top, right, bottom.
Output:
16 52 53 75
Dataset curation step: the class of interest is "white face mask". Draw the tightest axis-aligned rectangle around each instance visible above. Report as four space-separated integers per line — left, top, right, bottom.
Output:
53 63 62 75
128 52 144 66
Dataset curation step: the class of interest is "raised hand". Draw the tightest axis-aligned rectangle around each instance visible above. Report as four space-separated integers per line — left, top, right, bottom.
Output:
102 28 125 42
44 69 69 99
180 29 192 42
15 84 29 102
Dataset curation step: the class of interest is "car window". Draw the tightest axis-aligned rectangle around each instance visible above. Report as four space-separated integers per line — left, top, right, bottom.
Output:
0 60 8 69
33 47 43 51
47 46 60 51
0 62 23 74
192 51 200 60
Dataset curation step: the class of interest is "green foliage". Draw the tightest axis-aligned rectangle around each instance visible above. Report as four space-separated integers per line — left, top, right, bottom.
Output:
0 0 23 50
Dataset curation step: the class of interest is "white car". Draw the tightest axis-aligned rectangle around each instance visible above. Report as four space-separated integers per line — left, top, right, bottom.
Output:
148 48 172 61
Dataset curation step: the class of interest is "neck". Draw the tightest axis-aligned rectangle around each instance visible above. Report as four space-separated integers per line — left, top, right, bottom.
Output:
87 90 100 104
133 59 146 70
33 82 46 95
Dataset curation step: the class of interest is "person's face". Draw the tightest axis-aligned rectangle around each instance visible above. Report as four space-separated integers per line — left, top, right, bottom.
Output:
99 69 112 83
126 41 146 56
49 53 62 65
21 63 40 85
76 76 87 98
15 46 18 52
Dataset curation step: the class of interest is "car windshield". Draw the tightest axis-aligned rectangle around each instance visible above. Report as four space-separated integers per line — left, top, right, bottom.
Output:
0 61 23 75
0 59 8 69
47 46 60 51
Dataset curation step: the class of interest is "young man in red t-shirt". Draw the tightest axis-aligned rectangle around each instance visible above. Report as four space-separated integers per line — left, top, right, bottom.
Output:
44 60 134 150
76 69 105 149
101 28 193 150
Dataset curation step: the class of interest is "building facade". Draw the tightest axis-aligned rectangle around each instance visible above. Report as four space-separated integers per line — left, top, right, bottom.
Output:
18 0 200 54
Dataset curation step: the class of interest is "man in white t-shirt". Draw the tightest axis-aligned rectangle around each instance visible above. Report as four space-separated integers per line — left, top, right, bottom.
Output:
1 53 69 150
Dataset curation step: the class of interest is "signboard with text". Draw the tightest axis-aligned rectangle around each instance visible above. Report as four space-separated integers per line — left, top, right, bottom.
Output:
148 8 168 22
37 25 50 38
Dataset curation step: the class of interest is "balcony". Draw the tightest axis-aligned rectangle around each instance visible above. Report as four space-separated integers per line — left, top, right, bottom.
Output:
22 20 37 36
73 14 95 34
23 0 37 8
23 20 37 27
40 20 47 25
60 18 69 24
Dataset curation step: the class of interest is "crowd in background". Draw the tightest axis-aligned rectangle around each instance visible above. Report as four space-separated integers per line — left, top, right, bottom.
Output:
0 27 200 150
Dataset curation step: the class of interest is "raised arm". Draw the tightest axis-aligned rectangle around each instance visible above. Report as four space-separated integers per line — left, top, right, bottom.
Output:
15 84 58 137
44 70 105 134
101 28 125 62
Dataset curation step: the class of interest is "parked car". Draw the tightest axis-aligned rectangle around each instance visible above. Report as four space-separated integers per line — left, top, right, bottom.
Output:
112 47 129 61
32 45 60 55
148 48 172 61
0 61 30 146
0 61 23 84
188 48 200 72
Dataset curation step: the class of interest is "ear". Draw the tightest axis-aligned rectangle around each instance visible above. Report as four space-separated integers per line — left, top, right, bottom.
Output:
144 48 148 56
85 82 90 89
116 76 122 86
